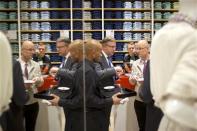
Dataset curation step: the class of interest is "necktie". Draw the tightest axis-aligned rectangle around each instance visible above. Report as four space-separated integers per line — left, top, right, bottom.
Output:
108 56 117 81
143 60 147 75
24 63 28 80
107 56 112 67
60 57 66 68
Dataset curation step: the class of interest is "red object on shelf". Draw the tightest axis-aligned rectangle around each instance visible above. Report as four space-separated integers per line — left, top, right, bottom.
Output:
116 75 135 90
37 75 57 92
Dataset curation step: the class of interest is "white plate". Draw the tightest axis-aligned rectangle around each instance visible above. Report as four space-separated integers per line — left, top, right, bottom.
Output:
41 99 52 106
58 87 70 91
104 86 115 90
137 78 144 82
124 73 130 77
24 80 35 84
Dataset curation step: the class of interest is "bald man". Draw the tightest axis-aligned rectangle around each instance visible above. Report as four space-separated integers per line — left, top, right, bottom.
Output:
129 40 150 131
18 41 43 131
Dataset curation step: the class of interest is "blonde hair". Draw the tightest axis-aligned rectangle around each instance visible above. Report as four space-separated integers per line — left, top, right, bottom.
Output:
85 39 102 61
0 32 13 114
100 37 116 46
69 39 84 61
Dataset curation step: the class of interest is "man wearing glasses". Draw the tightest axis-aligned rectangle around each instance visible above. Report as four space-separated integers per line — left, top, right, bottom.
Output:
129 40 150 131
18 41 43 131
96 38 123 131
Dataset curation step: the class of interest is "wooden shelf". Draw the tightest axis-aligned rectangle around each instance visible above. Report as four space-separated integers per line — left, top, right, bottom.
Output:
104 8 151 11
21 19 71 22
72 8 83 10
112 29 151 32
76 29 151 32
154 9 178 12
83 8 102 11
116 40 151 42
73 30 102 32
84 19 102 21
21 8 70 11
21 30 70 33
0 9 17 11
72 19 83 21
104 19 151 22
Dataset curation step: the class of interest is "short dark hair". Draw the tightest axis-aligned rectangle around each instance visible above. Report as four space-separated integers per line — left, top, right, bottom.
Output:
56 37 71 46
100 37 115 46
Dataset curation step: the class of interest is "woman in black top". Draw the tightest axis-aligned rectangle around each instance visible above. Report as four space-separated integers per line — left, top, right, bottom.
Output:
50 39 122 131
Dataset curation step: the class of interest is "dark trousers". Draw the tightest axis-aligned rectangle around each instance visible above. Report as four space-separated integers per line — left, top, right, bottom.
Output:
134 100 146 131
24 102 39 131
0 105 25 131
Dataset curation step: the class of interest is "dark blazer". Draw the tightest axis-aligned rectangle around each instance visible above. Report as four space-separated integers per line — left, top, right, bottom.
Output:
59 59 113 131
53 56 77 99
96 53 120 98
0 59 28 131
52 56 77 131
139 60 163 131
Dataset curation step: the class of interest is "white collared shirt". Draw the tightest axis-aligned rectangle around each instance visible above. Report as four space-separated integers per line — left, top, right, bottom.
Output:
102 51 114 67
60 53 70 68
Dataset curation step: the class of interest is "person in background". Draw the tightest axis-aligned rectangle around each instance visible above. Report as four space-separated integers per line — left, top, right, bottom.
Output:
0 59 29 131
18 40 43 131
96 38 123 131
33 42 51 75
150 0 197 131
123 42 139 73
129 40 150 131
139 60 163 131
0 32 13 131
55 37 74 87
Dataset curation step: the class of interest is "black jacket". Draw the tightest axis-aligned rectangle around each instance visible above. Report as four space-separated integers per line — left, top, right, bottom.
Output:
95 53 120 98
0 59 29 131
139 60 163 131
59 59 113 131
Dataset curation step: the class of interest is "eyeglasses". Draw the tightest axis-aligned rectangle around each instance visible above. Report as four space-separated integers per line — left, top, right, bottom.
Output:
136 47 146 50
56 45 65 49
24 48 35 51
107 45 116 49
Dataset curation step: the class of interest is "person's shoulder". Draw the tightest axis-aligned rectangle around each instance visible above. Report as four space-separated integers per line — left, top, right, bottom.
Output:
30 59 40 67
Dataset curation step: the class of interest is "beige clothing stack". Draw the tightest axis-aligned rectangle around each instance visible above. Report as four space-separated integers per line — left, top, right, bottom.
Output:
150 22 197 131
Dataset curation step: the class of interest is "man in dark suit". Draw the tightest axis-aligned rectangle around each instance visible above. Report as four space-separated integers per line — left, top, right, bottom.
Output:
95 38 123 131
139 60 163 131
0 59 29 131
55 37 75 92
53 37 78 131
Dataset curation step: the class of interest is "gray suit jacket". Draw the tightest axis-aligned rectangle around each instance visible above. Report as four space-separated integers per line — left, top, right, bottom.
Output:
19 59 43 105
